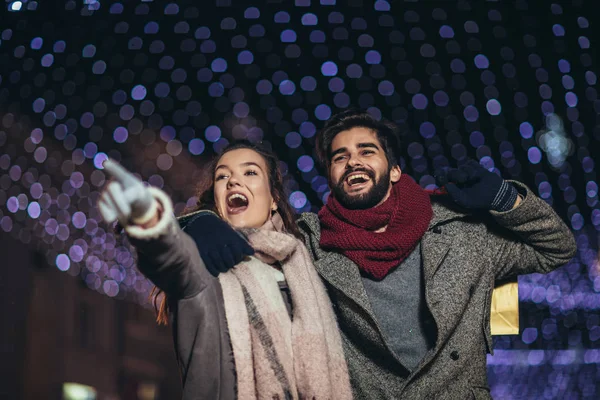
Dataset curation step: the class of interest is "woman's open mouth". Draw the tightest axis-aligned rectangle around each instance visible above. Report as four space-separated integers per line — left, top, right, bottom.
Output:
226 193 249 214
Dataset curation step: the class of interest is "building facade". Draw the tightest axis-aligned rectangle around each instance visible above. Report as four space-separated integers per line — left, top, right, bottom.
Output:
1 232 181 400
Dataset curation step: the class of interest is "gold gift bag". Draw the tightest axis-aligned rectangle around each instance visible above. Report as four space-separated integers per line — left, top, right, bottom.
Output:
490 280 519 335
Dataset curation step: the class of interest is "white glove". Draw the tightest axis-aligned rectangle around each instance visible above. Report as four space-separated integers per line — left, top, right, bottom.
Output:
98 159 158 227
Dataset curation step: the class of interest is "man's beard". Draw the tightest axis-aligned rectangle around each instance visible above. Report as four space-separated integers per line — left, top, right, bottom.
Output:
331 168 391 210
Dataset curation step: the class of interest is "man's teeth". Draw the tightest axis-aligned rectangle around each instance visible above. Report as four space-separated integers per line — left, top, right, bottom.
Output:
228 193 248 203
347 174 369 184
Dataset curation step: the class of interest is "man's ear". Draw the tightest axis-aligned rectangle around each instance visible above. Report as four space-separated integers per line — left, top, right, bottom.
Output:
390 165 401 183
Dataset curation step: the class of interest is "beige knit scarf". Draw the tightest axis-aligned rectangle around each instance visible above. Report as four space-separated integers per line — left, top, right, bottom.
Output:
218 215 353 400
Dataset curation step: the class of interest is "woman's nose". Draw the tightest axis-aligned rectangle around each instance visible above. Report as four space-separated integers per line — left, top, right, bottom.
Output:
227 175 241 187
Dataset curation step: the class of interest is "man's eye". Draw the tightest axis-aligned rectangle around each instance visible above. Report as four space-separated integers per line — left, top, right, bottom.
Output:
362 150 374 155
333 156 346 162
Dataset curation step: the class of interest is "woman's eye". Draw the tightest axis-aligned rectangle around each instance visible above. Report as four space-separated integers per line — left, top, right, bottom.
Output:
245 170 258 176
215 174 227 181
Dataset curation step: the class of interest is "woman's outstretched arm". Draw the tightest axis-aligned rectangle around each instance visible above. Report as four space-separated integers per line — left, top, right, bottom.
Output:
125 188 211 299
98 159 211 299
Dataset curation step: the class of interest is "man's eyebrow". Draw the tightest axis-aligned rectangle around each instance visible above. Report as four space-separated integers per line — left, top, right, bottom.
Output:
330 142 380 158
357 142 380 150
330 147 348 158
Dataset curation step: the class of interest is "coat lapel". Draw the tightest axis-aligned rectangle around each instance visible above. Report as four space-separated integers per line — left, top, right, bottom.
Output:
421 231 453 282
298 213 375 316
313 251 375 315
421 200 469 281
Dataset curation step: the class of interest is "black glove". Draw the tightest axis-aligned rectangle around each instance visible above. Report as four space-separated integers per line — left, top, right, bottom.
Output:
180 211 255 276
434 160 518 212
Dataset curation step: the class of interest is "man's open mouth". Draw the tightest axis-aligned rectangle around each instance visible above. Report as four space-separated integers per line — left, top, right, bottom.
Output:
226 193 249 214
345 173 371 187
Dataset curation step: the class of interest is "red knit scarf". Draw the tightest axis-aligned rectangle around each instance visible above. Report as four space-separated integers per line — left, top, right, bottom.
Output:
318 174 433 280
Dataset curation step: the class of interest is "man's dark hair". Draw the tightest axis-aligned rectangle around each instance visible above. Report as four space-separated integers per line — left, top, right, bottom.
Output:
315 108 402 170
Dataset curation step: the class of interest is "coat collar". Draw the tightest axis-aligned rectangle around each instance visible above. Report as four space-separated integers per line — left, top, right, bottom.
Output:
428 197 471 229
297 212 375 314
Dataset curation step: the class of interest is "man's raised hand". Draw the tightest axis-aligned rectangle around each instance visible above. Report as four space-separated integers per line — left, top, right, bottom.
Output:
434 159 519 212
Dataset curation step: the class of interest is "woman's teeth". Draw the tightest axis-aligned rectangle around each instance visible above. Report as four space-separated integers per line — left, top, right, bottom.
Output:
228 193 247 202
227 193 249 208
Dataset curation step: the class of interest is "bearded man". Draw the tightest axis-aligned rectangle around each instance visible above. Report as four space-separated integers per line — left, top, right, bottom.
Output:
293 109 576 399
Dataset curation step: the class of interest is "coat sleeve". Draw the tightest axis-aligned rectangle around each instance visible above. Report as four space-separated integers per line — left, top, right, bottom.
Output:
125 187 212 299
488 181 577 280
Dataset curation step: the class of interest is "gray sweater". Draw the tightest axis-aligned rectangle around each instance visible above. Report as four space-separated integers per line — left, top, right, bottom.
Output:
362 242 436 372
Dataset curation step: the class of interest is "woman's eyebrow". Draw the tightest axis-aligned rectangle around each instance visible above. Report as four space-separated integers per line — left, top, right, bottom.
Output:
240 161 262 170
215 161 263 172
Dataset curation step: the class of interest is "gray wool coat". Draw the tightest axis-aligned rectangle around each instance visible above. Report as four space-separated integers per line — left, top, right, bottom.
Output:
297 182 577 399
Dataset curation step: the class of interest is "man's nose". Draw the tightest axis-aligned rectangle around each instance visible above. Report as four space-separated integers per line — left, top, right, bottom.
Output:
346 154 363 168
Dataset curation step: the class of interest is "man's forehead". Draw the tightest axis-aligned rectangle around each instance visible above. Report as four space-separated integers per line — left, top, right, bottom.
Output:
331 127 382 150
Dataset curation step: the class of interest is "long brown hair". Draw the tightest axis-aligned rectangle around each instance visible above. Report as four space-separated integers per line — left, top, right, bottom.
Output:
152 140 302 324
